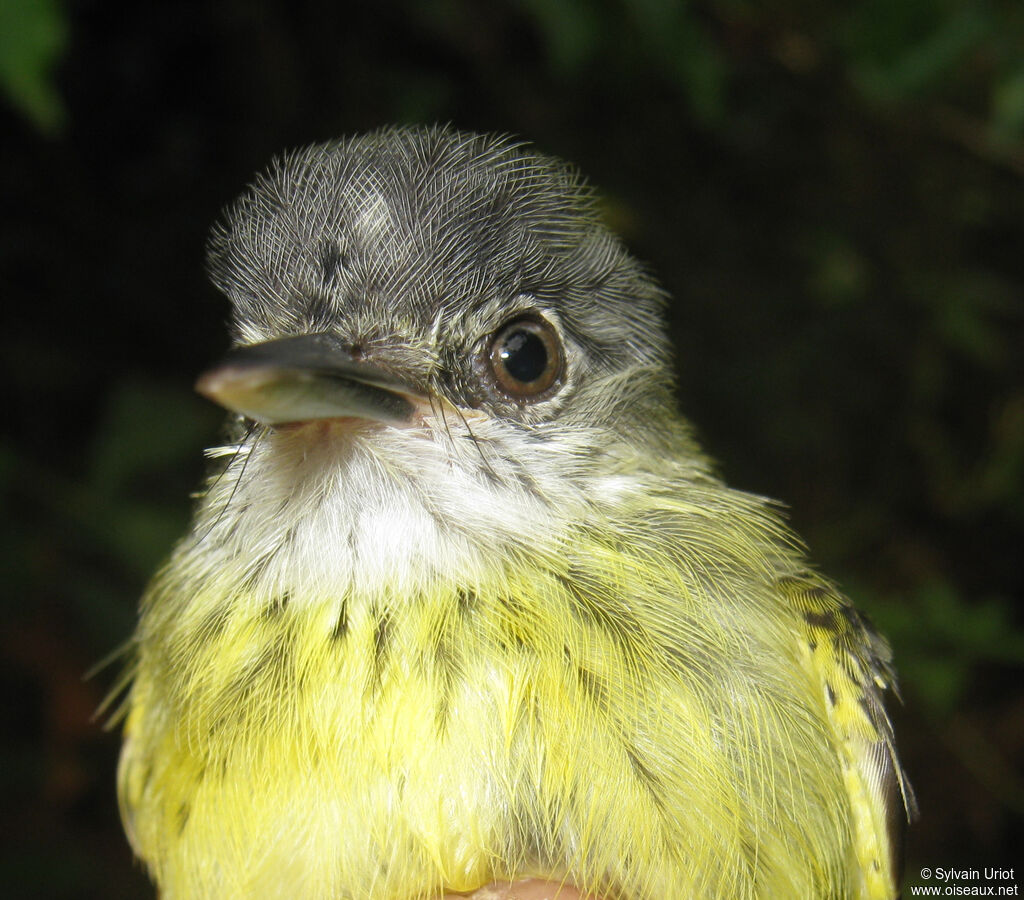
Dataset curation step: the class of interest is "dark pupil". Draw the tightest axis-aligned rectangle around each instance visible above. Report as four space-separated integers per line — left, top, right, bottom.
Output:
500 329 547 383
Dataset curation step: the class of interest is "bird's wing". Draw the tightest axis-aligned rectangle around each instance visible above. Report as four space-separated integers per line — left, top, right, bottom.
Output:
781 576 916 900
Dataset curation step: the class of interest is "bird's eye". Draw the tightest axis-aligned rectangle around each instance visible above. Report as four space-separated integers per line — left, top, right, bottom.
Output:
487 316 563 400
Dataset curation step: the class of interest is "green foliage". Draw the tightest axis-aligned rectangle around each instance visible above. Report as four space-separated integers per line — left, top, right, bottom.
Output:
0 0 67 133
1 379 219 650
867 583 1024 717
87 380 221 577
840 2 992 104
517 0 727 122
507 0 1024 140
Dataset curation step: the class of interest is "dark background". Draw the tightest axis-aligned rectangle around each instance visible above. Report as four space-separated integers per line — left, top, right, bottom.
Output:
3 1 1022 896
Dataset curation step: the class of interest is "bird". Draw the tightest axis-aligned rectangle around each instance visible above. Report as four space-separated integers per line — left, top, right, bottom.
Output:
115 126 913 899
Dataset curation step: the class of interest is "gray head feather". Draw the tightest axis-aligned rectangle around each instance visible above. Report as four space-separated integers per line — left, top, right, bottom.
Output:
206 126 676 434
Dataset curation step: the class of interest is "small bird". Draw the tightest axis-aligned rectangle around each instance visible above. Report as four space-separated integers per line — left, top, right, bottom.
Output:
116 126 913 899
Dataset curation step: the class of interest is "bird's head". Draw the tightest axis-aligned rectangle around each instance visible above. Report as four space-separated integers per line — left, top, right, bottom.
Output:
191 127 707 594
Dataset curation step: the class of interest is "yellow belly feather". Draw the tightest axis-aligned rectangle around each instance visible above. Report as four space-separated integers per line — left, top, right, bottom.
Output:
120 498 876 899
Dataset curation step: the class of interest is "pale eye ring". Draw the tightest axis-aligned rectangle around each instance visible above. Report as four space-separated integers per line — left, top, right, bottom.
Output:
486 316 563 400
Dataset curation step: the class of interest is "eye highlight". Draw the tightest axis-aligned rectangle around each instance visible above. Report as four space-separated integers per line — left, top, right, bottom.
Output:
486 316 563 400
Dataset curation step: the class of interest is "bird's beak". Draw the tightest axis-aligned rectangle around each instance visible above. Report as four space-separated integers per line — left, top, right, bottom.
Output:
195 333 421 427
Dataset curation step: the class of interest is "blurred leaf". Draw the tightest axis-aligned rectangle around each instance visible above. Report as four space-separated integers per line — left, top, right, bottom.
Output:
868 581 1024 717
89 379 219 498
626 0 726 122
90 502 187 580
842 2 991 105
909 268 1018 367
0 0 68 134
991 64 1024 140
519 0 726 122
85 379 220 574
521 0 602 74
